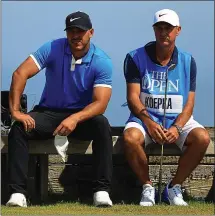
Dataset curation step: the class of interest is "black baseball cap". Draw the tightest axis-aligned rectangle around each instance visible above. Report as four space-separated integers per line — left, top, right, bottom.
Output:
64 11 92 31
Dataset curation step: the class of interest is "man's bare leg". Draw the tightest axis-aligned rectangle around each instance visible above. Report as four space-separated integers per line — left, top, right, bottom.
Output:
172 128 210 185
123 128 151 185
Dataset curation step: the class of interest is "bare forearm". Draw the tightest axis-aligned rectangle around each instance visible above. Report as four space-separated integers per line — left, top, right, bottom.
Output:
173 92 195 128
9 72 27 115
174 103 194 128
174 109 193 128
72 101 107 123
127 96 152 125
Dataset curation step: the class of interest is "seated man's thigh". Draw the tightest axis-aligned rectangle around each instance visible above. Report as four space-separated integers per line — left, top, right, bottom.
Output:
16 110 69 140
69 115 111 141
175 117 205 150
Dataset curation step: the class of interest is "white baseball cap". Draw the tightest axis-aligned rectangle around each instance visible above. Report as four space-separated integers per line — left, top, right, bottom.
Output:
153 9 180 26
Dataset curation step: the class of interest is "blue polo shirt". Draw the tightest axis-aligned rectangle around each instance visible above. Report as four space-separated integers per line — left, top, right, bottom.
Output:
30 38 112 109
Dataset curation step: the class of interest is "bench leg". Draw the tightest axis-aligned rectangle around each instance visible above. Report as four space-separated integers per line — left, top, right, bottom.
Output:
38 155 49 203
28 155 38 204
1 154 9 204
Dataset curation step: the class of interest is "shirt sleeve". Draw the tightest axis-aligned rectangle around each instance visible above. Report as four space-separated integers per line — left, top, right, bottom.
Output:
30 41 52 70
190 56 197 92
94 57 112 88
124 53 140 83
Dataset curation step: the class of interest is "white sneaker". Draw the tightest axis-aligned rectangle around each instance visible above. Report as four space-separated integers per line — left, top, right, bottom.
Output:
6 193 27 207
93 191 113 207
166 183 188 206
139 184 155 206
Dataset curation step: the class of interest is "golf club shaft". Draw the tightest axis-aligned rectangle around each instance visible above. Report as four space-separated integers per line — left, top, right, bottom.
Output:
158 143 164 203
158 77 168 203
158 64 175 203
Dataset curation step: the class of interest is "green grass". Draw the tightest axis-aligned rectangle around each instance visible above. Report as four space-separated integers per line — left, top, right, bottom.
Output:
1 201 214 215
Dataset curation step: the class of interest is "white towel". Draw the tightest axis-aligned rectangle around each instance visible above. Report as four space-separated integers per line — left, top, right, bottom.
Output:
54 137 69 162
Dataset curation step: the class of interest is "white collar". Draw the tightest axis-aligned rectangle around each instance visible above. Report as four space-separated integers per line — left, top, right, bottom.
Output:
72 56 82 65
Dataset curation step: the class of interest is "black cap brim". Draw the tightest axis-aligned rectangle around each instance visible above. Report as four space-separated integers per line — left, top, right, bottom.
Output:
64 25 90 31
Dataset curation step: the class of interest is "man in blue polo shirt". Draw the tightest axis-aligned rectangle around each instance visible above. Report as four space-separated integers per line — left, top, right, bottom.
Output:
7 11 113 207
123 9 210 206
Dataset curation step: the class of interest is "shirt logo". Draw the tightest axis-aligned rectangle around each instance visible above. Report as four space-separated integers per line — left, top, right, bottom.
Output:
142 70 179 92
159 13 167 17
70 17 81 22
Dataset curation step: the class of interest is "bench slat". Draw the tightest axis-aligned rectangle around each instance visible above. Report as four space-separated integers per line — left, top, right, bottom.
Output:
1 135 214 156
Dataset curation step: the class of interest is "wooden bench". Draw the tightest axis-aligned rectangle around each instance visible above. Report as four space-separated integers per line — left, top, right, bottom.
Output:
1 127 214 204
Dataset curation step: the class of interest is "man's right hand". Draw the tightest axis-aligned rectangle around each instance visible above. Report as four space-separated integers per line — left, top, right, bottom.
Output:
146 120 168 144
12 111 35 132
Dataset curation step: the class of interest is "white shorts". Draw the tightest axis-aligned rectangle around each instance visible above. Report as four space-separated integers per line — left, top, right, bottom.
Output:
124 116 204 150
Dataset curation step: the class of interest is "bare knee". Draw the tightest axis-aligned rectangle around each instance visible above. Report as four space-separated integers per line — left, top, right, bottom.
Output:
123 128 144 149
199 129 211 148
196 129 210 148
186 128 210 149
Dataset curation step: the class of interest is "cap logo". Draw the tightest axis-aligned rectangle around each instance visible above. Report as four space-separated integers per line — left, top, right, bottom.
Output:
70 17 81 22
159 13 167 17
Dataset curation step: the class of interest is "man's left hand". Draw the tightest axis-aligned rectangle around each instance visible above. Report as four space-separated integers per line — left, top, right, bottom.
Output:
53 115 79 136
165 126 180 144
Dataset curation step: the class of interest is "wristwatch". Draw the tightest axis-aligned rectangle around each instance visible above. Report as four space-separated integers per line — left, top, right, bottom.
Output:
173 124 183 135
